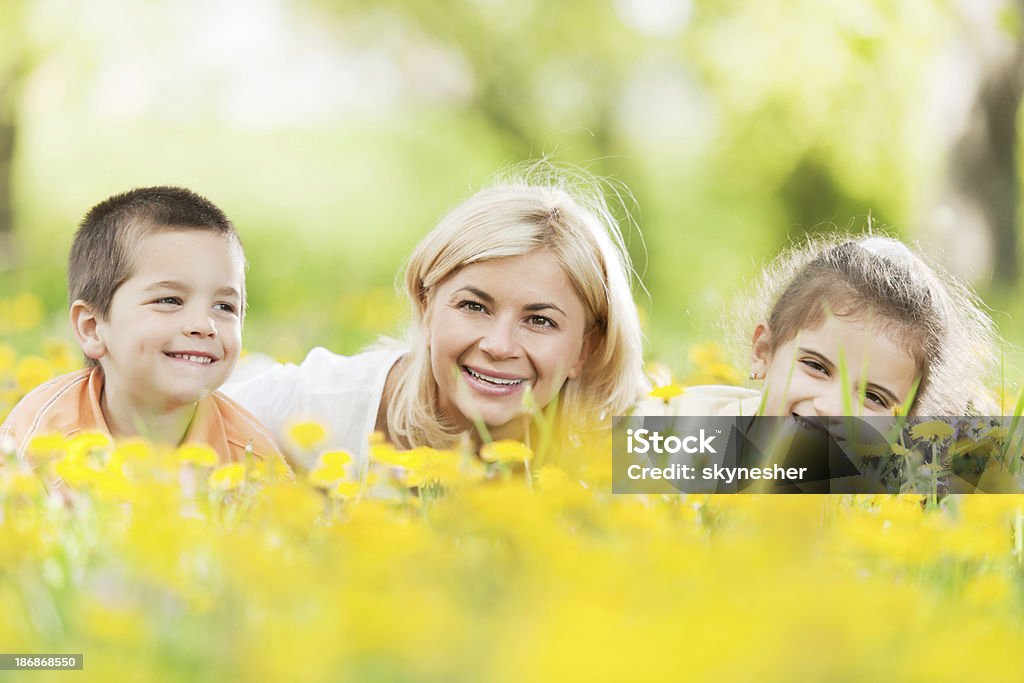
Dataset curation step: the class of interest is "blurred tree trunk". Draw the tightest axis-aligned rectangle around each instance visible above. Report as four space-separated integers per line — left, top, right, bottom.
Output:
949 40 1023 285
0 0 30 271
0 67 20 270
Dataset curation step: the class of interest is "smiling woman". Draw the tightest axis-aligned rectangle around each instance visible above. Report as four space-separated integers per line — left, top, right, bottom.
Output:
223 167 648 468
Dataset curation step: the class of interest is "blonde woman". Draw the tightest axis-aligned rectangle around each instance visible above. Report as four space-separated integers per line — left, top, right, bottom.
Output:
225 169 647 469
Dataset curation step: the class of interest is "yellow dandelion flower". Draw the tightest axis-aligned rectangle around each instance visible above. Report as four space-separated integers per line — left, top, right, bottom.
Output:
329 480 361 499
890 442 911 456
688 342 724 368
10 293 44 331
15 356 54 394
209 463 247 491
308 463 346 488
480 440 534 463
27 433 68 455
44 339 79 373
910 421 954 442
0 470 40 497
66 431 112 460
0 344 14 374
320 450 352 467
649 382 684 401
287 421 327 450
175 443 219 467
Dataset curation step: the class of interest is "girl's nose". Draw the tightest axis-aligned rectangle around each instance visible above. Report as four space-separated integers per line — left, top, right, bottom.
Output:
812 387 845 416
478 318 518 360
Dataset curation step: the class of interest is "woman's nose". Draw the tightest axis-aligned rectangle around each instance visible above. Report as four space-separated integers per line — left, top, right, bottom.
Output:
478 318 518 360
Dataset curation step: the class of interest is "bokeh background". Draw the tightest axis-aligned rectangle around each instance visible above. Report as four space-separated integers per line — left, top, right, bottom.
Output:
2 0 1023 381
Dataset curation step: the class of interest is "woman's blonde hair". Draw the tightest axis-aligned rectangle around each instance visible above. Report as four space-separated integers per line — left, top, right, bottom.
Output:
386 166 647 449
732 232 1000 415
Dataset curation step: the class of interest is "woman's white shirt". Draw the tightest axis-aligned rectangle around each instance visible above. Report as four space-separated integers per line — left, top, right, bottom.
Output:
222 347 405 470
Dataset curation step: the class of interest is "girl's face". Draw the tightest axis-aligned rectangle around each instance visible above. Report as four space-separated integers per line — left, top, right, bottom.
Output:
751 315 918 417
426 250 592 439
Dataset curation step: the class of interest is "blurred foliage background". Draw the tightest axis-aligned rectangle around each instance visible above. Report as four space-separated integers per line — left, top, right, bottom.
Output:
1 0 1023 379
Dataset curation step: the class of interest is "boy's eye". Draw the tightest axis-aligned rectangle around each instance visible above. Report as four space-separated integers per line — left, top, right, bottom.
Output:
526 314 557 329
799 358 829 375
154 297 182 306
457 300 487 314
214 302 238 314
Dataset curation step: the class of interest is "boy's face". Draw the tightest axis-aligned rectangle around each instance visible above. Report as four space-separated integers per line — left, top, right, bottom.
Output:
92 229 244 412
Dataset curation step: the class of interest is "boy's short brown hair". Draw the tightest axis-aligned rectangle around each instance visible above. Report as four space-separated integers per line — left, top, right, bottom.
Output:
68 186 245 319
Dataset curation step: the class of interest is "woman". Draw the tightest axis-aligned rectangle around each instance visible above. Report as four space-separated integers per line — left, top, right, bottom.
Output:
224 170 648 469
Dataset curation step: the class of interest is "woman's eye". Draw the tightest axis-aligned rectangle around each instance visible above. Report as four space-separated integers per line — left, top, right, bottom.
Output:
457 300 487 313
527 315 556 329
800 359 828 375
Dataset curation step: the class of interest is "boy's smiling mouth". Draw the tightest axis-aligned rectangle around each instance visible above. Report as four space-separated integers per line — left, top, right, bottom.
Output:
165 351 219 365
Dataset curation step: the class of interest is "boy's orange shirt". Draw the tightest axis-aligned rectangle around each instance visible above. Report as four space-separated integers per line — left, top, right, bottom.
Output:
1 367 286 467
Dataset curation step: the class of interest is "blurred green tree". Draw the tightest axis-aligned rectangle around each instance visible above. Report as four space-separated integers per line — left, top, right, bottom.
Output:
0 0 32 270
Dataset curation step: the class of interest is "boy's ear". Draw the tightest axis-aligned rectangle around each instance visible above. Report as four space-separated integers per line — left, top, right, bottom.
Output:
750 323 772 379
70 300 107 361
567 329 597 380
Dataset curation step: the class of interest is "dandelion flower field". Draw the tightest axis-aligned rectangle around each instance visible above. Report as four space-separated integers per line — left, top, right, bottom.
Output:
3 296 1024 681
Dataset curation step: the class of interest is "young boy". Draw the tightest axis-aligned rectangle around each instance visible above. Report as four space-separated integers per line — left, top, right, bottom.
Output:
0 187 284 467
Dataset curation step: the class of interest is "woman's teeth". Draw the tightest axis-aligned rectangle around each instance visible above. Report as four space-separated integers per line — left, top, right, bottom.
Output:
465 367 524 386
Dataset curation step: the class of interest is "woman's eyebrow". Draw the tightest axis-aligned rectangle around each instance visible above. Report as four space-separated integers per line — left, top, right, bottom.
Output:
524 302 566 316
452 286 493 304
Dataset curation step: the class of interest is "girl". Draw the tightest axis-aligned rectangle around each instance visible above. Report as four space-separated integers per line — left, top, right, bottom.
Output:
224 168 648 468
660 234 1000 417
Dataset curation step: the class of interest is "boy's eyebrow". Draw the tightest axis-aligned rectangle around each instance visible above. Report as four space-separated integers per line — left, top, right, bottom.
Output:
144 280 188 292
452 286 567 316
216 286 242 299
143 281 241 299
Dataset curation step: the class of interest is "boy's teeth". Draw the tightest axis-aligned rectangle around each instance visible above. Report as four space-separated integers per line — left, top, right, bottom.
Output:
466 367 524 386
169 353 214 364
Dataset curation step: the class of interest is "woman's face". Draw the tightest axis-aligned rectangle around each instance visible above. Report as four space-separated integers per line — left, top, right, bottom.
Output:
426 250 592 439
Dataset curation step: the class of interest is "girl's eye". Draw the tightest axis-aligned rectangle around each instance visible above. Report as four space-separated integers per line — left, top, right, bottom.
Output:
800 358 829 375
214 303 238 314
457 300 487 313
864 391 889 409
154 297 182 306
526 315 557 329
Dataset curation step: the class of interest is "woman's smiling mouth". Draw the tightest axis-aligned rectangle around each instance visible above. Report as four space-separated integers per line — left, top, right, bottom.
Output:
462 366 528 394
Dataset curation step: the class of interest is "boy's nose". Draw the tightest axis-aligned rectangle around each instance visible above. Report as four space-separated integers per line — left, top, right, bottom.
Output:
185 314 217 338
478 318 519 360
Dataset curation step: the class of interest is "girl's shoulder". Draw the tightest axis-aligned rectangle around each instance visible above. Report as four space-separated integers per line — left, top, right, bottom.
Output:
635 384 762 417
